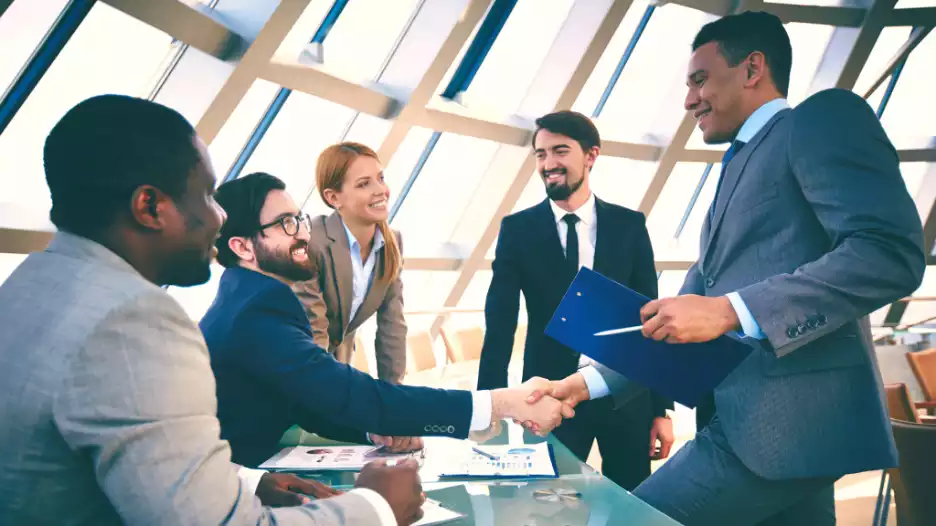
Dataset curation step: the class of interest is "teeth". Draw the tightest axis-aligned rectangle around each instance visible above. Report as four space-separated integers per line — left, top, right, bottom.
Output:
369 200 387 208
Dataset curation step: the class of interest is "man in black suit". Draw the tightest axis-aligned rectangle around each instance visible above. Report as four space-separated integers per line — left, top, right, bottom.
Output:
477 111 674 490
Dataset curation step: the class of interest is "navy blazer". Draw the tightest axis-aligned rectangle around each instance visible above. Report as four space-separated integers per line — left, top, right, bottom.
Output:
478 198 671 416
201 267 472 467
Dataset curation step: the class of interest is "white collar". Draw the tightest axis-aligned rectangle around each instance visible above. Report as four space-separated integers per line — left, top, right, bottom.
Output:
549 192 597 226
735 98 789 143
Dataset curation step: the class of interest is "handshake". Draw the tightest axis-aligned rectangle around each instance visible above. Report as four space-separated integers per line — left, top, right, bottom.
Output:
486 372 592 437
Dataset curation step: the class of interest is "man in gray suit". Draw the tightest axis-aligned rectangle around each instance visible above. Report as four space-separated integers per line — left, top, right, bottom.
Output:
525 11 925 525
0 95 425 525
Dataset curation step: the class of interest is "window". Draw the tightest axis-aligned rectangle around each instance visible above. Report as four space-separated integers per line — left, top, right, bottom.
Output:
166 264 225 321
0 253 27 288
0 3 175 213
853 26 914 99
208 79 282 177
900 267 936 327
0 0 70 96
878 30 936 147
658 270 689 299
438 0 577 118
589 157 658 212
646 162 711 261
591 3 713 144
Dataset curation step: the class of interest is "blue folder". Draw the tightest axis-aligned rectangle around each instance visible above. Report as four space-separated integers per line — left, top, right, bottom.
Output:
544 268 752 408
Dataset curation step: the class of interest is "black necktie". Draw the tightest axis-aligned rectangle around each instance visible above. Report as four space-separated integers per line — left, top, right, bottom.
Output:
709 140 746 220
562 214 580 275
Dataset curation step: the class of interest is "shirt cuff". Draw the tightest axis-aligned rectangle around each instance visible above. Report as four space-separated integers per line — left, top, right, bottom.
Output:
349 488 397 526
237 465 267 496
578 366 610 400
469 390 494 431
726 292 766 340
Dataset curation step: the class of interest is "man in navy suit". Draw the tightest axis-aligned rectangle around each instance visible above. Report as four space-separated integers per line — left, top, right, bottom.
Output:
200 173 572 468
526 12 925 525
477 111 674 490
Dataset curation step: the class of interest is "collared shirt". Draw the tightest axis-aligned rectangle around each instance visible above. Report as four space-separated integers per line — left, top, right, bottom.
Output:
548 193 601 370
342 219 385 323
723 98 789 341
549 192 598 270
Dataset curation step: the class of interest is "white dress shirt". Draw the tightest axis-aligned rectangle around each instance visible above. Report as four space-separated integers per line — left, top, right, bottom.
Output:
342 220 384 323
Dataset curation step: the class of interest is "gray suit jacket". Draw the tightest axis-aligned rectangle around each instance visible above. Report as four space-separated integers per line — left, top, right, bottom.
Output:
0 232 380 524
600 89 924 480
293 212 407 383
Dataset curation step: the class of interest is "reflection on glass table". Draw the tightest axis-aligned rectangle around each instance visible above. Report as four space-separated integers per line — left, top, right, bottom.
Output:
280 422 680 524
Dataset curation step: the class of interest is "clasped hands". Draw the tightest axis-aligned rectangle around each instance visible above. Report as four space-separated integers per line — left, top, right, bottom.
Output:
485 374 589 437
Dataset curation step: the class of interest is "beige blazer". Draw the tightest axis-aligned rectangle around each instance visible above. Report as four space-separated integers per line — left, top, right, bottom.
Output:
293 212 407 383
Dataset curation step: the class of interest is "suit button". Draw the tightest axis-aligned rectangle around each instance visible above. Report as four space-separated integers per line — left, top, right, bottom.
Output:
797 324 808 334
424 425 431 433
705 278 715 288
447 425 455 434
787 327 798 338
817 314 827 325
806 318 818 330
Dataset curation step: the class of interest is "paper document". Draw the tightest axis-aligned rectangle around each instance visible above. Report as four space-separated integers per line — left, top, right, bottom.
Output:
545 267 752 408
437 442 557 479
259 445 424 471
413 499 465 526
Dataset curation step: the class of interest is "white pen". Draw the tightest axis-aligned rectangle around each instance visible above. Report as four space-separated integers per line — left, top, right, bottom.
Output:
593 325 643 336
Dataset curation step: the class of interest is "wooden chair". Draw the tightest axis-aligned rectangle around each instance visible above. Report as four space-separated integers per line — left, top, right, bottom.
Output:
905 349 936 414
890 420 936 525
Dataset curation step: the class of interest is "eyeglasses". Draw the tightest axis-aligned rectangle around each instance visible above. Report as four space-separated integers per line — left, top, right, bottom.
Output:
258 213 312 237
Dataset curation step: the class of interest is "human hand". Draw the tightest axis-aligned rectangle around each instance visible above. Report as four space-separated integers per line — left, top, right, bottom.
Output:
649 416 674 460
368 434 424 453
520 374 588 434
640 295 740 343
492 387 571 437
255 472 342 507
355 459 425 525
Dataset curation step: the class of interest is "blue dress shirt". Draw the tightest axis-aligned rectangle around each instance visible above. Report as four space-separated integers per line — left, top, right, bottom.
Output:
342 220 385 323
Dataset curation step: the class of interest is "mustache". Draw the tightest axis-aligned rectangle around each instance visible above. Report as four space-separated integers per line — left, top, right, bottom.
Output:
542 168 567 178
291 240 308 252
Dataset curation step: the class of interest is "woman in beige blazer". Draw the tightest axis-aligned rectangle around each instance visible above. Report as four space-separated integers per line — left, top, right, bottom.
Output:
293 142 407 383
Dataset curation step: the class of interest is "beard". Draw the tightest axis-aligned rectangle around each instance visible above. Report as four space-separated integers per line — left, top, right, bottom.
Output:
255 239 315 282
543 168 585 201
165 247 213 287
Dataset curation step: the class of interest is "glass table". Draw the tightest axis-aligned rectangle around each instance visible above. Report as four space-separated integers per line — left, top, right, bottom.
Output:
281 423 681 525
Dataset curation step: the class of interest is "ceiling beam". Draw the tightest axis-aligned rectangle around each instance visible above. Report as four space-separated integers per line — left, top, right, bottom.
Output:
862 26 932 99
261 62 402 118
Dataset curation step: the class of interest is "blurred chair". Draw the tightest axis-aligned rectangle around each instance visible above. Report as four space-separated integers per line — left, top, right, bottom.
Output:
889 420 936 526
905 349 936 413
406 331 438 373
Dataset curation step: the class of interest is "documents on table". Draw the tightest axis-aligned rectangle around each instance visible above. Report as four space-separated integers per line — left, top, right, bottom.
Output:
545 267 752 408
259 445 424 471
412 498 465 526
437 442 557 479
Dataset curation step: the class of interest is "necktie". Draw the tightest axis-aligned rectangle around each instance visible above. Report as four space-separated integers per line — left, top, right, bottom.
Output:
709 140 746 220
562 213 580 275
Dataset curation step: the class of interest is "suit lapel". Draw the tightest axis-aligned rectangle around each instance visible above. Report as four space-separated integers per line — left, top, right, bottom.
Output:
592 198 615 276
324 212 354 334
702 110 789 269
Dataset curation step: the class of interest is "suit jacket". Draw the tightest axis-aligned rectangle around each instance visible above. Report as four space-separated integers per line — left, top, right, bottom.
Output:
600 89 925 480
294 212 406 383
0 232 379 525
202 266 473 467
478 197 671 417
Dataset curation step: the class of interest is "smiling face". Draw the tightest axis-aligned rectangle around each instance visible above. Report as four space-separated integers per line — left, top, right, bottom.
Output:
684 41 753 144
534 129 597 202
323 154 389 226
252 189 314 282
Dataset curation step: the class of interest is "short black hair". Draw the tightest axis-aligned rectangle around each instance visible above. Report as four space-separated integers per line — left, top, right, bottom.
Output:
532 111 601 153
43 94 200 238
692 11 792 97
214 172 286 268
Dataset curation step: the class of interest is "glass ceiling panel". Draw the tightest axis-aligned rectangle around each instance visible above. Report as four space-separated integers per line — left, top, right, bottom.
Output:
239 91 358 214
658 270 689 299
593 3 712 144
207 79 281 177
380 125 435 207
879 30 936 148
686 21 837 149
441 0 576 117
0 2 175 213
0 253 27 288
391 133 504 249
853 26 913 99
589 157 658 212
900 266 936 325
0 0 70 97
647 162 708 261
318 0 423 82
572 0 652 116
895 0 936 6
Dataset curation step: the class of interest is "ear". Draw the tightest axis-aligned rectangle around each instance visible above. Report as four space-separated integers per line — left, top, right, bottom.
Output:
129 185 173 231
743 51 767 88
227 236 255 263
322 188 341 210
584 146 600 170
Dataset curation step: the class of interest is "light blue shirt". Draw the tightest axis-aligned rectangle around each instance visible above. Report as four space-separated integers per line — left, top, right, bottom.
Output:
342 220 385 323
724 98 789 340
581 99 790 401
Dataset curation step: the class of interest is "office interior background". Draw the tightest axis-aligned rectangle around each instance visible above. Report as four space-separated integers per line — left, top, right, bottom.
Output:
0 0 934 521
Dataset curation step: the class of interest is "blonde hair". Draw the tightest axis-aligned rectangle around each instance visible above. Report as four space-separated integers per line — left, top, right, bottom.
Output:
316 142 401 284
